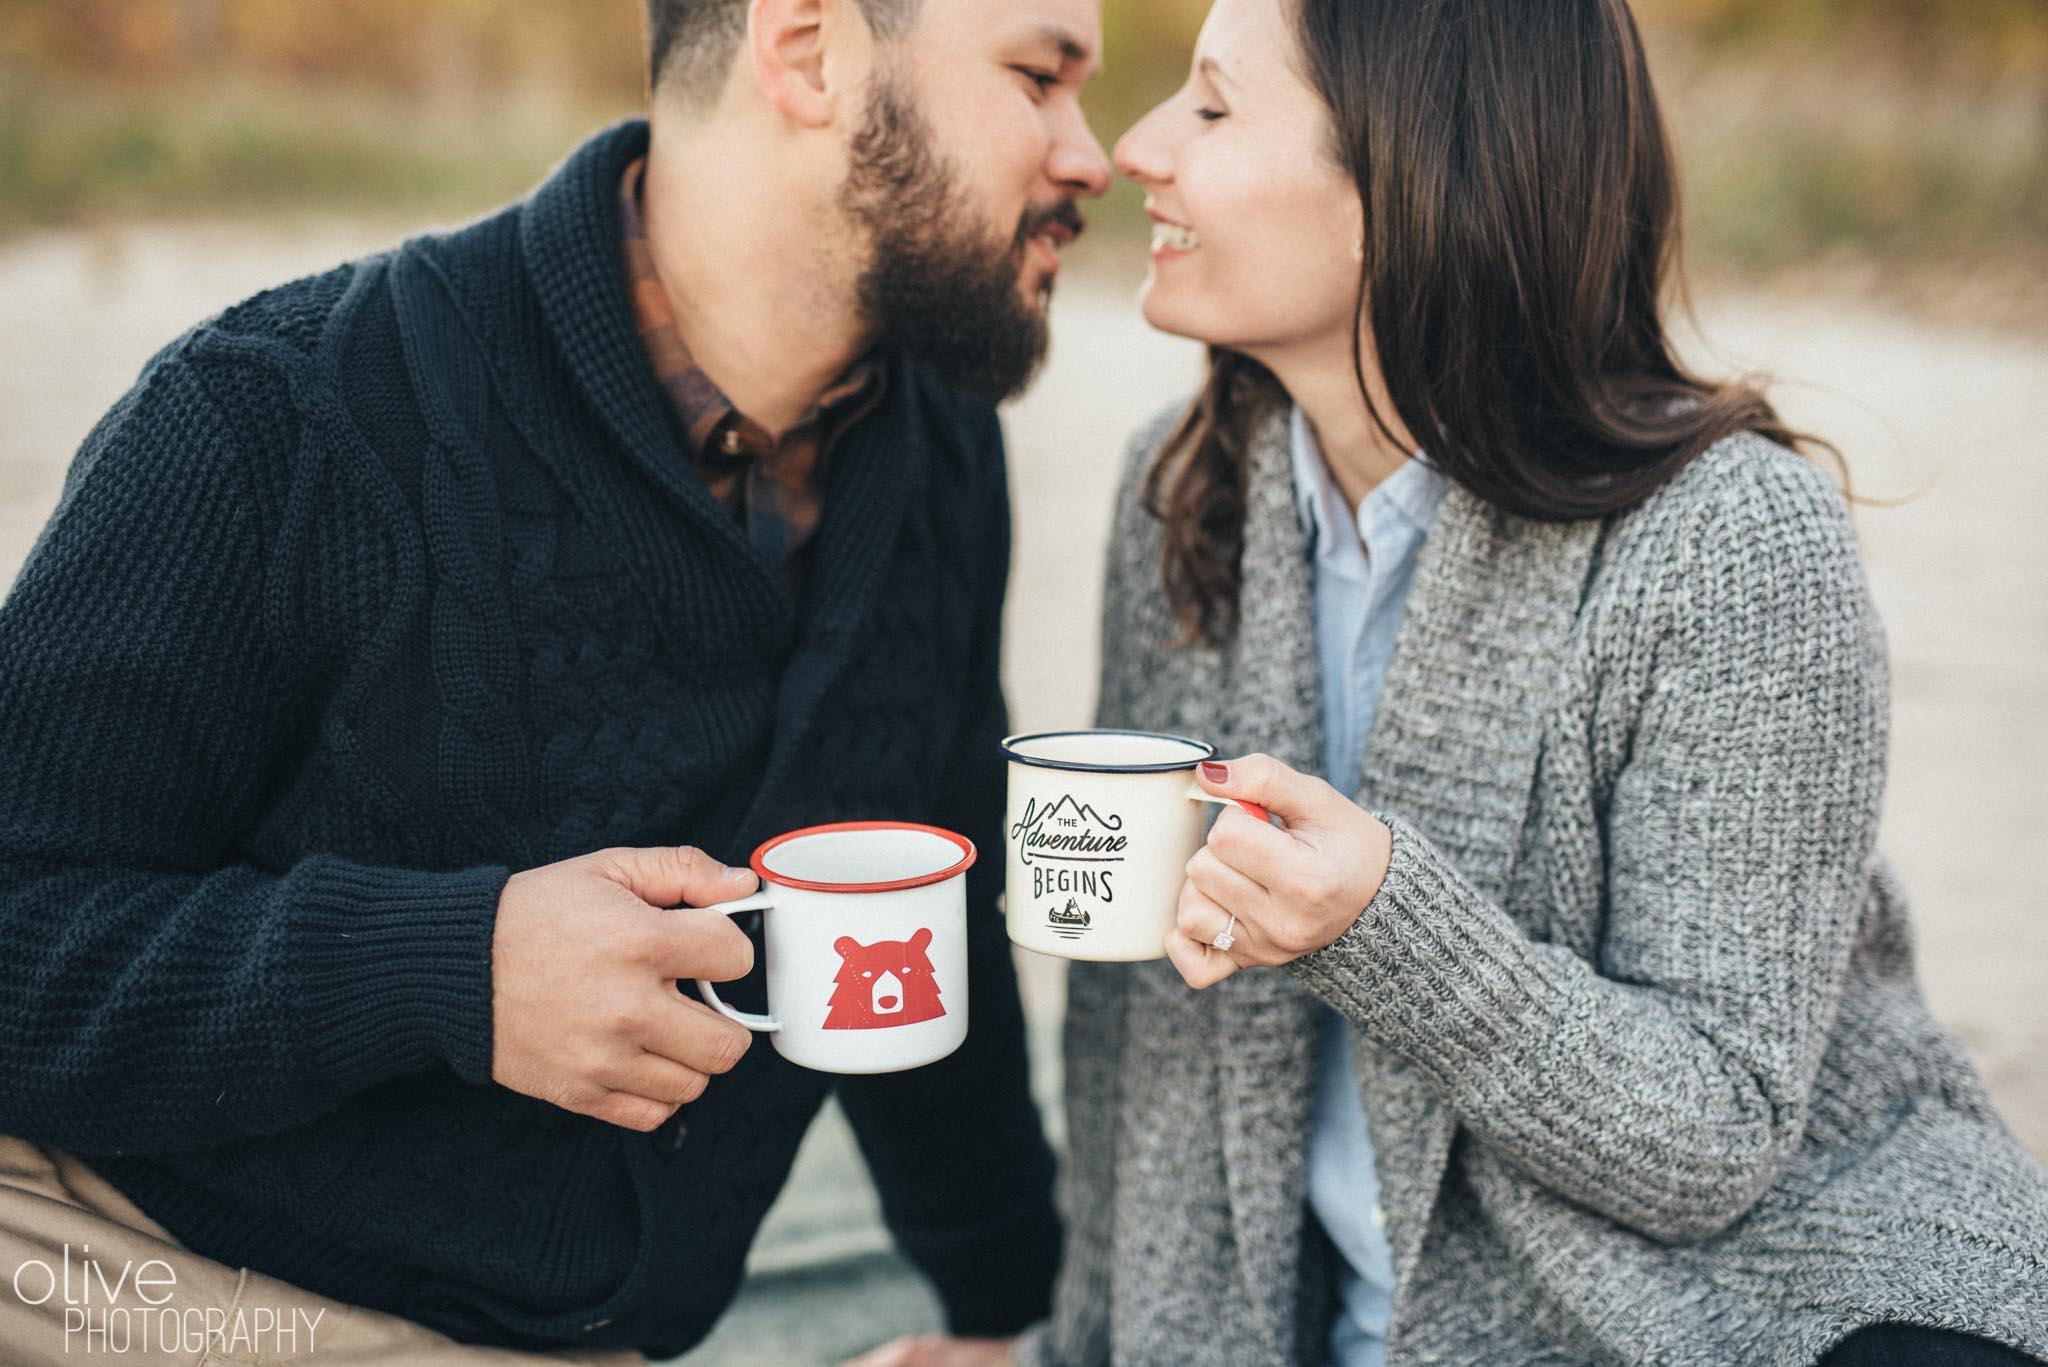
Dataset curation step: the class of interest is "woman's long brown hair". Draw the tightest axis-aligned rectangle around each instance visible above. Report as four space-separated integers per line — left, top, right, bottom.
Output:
1146 0 1835 646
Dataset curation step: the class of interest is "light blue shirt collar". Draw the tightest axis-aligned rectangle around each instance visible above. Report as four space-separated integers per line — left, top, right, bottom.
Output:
1288 406 1449 577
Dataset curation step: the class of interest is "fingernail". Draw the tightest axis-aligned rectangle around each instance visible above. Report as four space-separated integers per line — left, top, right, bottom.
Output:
726 866 753 882
1200 761 1229 784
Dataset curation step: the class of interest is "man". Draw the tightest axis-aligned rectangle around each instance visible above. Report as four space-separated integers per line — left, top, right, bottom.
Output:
0 0 1109 1360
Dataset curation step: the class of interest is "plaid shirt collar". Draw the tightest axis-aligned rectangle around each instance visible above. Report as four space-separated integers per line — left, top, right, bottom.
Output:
617 157 883 562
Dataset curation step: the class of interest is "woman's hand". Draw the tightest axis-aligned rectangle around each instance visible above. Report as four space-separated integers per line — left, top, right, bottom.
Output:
839 1333 1019 1367
1167 754 1395 989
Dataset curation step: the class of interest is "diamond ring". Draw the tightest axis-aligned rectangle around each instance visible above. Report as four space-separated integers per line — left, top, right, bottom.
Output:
1211 916 1238 953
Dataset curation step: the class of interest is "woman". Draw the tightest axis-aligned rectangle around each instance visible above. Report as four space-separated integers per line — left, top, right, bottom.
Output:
852 0 2048 1364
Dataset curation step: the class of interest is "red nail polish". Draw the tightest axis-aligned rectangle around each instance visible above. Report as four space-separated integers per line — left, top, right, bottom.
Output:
1200 761 1229 784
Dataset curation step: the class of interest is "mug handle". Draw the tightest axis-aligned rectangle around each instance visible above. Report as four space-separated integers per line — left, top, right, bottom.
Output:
692 892 781 1033
1186 786 1276 828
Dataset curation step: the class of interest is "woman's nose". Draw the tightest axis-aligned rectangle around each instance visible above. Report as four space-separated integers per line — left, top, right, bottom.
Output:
1114 104 1174 188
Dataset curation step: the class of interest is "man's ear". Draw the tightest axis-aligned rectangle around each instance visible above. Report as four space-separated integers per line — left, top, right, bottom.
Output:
749 0 868 129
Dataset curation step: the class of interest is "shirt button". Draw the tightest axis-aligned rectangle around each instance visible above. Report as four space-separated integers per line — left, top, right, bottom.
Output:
721 429 744 455
1370 1204 1385 1228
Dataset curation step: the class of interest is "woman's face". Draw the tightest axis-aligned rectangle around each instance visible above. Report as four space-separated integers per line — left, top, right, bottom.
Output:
1113 0 1364 360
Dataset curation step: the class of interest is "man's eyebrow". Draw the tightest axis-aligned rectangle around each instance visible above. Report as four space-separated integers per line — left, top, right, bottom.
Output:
1026 22 1103 79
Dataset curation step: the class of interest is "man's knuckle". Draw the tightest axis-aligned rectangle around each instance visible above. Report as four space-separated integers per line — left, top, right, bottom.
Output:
709 1024 751 1072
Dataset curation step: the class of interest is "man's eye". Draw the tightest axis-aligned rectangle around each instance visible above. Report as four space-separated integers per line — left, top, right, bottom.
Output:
1017 68 1060 95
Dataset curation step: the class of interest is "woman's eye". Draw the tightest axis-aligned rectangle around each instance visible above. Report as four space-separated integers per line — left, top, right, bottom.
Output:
1017 68 1060 96
1196 108 1227 123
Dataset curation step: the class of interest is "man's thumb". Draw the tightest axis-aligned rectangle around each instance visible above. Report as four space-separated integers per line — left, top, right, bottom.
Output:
600 845 757 909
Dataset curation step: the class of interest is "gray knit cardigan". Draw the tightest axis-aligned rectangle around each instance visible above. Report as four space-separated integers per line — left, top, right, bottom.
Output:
1017 405 2048 1367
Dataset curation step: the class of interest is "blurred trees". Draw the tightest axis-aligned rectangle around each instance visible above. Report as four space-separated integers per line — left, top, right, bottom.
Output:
3 0 2037 104
0 0 2040 274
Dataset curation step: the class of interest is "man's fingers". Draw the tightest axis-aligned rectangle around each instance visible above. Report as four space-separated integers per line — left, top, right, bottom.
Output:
597 844 757 910
839 1339 919 1367
603 1050 713 1107
648 905 757 983
644 993 753 1076
590 1091 681 1133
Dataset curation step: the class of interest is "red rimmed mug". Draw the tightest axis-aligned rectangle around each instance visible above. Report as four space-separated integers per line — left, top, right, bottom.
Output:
695 821 974 1075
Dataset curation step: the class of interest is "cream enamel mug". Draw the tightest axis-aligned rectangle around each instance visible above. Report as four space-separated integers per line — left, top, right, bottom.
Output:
1001 730 1267 962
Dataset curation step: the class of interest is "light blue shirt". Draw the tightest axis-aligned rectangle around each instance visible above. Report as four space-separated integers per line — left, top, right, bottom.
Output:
1288 405 1448 1367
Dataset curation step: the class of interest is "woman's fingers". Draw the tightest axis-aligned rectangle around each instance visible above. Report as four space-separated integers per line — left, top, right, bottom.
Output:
1194 752 1331 829
1185 844 1270 924
1170 882 1247 989
1203 799 1304 889
1166 926 1240 989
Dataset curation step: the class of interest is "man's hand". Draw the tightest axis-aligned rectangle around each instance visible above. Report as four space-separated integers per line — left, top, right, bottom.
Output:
491 845 760 1131
839 1334 1019 1367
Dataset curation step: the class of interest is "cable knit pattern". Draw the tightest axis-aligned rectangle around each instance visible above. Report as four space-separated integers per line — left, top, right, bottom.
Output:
1021 405 2048 1366
0 121 1058 1356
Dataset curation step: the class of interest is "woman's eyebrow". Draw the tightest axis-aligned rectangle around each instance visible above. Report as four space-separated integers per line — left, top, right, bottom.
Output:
1197 56 1236 92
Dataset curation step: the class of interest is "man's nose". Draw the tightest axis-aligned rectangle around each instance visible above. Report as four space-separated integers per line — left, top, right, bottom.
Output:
1050 106 1113 200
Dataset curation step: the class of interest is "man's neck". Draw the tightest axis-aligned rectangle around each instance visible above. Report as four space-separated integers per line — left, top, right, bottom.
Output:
642 125 873 438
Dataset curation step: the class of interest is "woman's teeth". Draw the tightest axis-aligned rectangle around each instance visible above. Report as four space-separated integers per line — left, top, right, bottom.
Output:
1152 223 1201 252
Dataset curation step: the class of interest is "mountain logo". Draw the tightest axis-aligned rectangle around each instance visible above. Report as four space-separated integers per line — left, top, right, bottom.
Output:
1008 793 1129 868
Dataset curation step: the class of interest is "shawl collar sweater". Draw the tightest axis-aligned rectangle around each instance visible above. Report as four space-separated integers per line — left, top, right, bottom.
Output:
1023 404 2048 1366
0 120 1057 1356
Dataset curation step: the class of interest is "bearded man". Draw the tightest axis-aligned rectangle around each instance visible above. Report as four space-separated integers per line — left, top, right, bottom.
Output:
0 0 1109 1361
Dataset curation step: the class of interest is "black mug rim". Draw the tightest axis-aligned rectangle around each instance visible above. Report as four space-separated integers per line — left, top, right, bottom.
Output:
999 729 1217 775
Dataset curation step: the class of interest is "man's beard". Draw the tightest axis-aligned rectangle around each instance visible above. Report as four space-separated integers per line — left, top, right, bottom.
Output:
840 75 1083 403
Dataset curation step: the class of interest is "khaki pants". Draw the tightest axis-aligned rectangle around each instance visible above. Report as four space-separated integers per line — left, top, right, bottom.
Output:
0 1134 646 1367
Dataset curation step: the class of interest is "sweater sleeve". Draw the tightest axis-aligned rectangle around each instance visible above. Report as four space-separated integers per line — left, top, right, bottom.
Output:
837 405 1061 1336
0 346 509 1156
1287 454 1888 1243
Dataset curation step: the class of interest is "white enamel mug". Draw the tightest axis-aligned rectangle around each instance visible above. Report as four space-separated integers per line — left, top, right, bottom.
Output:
695 821 973 1075
1001 730 1269 962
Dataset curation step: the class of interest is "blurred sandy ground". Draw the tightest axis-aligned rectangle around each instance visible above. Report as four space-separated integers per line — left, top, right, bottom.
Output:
0 219 2043 1361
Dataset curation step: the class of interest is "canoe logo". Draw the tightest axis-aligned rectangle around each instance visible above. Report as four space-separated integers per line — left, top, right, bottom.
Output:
1009 794 1127 939
1047 898 1091 941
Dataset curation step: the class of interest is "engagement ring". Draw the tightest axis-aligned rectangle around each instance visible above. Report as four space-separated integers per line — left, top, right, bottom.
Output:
1212 916 1238 953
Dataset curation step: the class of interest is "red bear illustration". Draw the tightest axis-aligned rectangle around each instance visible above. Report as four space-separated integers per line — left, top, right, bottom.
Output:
823 928 946 1031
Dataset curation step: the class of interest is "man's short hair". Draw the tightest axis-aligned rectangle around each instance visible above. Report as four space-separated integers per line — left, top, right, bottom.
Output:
645 0 921 104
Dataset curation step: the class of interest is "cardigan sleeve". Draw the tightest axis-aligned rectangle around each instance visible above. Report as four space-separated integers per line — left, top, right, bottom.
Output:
0 344 508 1156
1287 451 1888 1243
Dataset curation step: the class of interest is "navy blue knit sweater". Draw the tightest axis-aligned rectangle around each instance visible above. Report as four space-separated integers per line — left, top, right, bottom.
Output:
0 120 1058 1356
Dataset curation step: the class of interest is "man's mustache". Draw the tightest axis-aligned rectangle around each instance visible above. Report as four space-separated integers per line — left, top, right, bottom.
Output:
1014 199 1088 250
